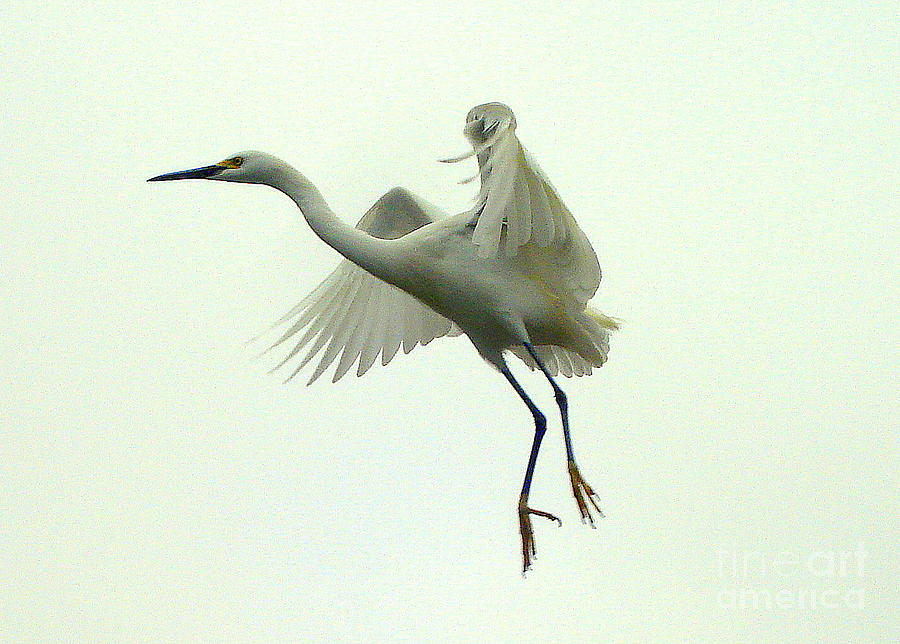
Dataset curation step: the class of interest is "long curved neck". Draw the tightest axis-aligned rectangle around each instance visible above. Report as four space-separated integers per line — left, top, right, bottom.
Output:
266 163 397 278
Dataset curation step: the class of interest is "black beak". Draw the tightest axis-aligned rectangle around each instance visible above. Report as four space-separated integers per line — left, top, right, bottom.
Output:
147 164 225 182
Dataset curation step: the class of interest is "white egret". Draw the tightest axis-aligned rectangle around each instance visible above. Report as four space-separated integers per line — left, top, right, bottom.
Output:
149 103 619 572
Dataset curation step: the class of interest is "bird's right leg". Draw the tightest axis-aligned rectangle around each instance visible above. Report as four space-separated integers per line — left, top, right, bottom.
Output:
523 343 604 526
500 365 561 573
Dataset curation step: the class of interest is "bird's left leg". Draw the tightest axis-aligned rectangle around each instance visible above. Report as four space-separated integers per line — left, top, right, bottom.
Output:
500 365 561 573
523 343 605 526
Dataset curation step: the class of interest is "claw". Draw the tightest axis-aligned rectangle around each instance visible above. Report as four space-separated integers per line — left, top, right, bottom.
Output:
568 461 605 526
518 496 561 573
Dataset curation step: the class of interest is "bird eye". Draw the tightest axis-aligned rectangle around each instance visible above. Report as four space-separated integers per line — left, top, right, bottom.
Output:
232 156 243 167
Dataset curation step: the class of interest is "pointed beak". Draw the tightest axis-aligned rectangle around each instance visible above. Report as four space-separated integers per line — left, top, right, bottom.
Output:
147 164 225 182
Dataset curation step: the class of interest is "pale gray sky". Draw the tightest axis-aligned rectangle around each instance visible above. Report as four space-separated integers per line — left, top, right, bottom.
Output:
2 2 896 642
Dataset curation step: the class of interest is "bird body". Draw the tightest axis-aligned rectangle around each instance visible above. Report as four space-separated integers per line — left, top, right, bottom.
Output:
383 206 613 372
149 103 617 571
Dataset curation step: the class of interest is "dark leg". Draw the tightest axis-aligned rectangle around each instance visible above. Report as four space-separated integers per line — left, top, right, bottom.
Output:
523 343 605 525
500 365 561 572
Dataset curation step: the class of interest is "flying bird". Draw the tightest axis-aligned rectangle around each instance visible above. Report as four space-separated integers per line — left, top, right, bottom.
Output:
149 103 619 572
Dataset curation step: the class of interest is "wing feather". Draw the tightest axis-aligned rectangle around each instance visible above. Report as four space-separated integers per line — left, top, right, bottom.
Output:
443 103 601 306
264 187 461 384
286 272 364 381
380 288 405 366
330 278 377 383
355 295 386 377
269 270 358 374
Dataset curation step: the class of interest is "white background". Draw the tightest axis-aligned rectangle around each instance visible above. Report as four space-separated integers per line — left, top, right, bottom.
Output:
2 2 896 641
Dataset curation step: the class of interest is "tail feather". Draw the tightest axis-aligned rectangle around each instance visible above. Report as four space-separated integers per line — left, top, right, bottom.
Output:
585 307 621 332
509 307 620 377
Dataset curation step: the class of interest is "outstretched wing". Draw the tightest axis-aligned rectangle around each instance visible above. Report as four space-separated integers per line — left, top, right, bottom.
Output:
265 187 461 384
442 103 601 306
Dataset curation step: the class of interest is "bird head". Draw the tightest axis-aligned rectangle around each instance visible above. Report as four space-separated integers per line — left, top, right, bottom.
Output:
438 102 518 166
148 150 280 184
464 102 516 143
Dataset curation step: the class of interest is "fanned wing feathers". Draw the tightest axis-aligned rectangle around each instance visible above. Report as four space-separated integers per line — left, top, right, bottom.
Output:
266 188 461 384
444 103 601 307
507 311 614 377
508 345 595 378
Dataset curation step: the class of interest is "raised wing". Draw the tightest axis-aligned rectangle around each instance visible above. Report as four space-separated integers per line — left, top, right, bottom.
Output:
265 188 461 384
442 103 601 306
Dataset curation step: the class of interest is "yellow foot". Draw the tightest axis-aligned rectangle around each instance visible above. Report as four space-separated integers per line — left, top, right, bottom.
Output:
568 461 605 526
518 495 561 573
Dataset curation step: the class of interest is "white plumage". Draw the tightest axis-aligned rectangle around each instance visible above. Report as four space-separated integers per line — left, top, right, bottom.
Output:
266 188 462 385
264 103 614 385
149 102 617 573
